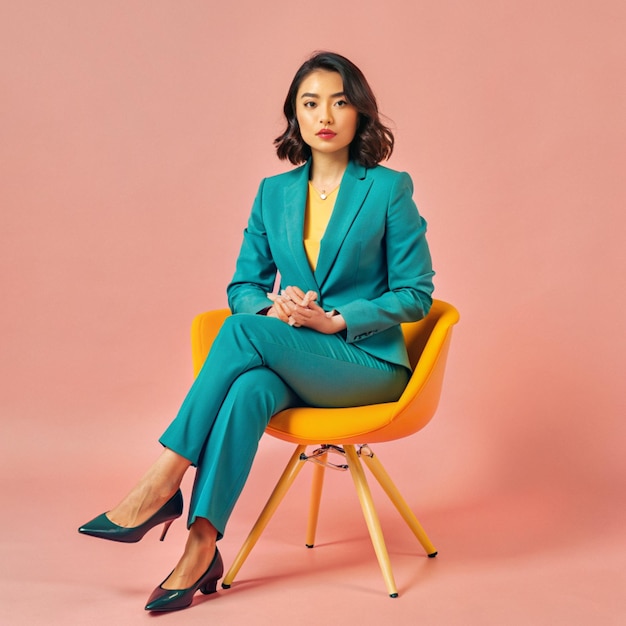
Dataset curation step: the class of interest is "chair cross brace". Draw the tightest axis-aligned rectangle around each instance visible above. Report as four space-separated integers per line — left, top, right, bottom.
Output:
299 444 349 470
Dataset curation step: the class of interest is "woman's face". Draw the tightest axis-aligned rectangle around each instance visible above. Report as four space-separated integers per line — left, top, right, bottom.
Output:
295 70 359 161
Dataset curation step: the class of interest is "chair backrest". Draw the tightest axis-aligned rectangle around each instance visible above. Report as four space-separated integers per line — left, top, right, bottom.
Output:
191 308 230 376
402 300 459 370
382 299 459 440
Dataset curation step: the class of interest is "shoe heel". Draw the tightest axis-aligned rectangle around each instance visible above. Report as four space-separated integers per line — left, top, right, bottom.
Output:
200 578 219 595
159 520 175 541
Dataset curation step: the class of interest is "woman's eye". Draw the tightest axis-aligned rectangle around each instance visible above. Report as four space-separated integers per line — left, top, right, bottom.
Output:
303 101 316 108
335 99 349 107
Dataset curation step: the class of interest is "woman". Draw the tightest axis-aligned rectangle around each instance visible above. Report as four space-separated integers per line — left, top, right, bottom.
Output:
78 51 434 612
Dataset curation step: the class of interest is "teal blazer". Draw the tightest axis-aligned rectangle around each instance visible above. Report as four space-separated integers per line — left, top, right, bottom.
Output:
227 160 434 370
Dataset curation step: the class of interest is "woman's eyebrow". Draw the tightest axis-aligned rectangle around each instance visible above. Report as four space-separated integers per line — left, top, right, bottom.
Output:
300 91 346 99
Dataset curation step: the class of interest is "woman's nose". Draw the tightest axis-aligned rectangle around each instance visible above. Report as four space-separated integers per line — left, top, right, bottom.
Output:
319 106 333 125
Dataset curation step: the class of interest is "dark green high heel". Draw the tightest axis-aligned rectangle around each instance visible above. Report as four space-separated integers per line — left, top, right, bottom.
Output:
145 548 224 612
78 489 183 543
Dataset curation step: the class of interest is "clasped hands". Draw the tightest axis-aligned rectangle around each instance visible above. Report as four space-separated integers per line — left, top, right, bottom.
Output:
266 286 346 335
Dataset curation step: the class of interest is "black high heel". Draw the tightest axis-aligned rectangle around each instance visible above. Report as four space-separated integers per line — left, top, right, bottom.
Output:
145 548 224 612
78 489 183 543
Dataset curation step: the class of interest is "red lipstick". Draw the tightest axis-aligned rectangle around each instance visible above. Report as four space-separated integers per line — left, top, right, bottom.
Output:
316 129 336 139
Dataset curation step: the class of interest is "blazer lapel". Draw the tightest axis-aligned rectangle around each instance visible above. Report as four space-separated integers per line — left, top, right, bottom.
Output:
315 161 371 287
282 161 318 289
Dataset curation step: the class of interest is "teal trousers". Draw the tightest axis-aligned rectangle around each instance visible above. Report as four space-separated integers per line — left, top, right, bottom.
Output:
159 314 409 538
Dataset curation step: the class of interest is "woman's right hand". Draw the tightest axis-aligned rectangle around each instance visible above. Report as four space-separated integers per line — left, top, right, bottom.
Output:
265 294 292 323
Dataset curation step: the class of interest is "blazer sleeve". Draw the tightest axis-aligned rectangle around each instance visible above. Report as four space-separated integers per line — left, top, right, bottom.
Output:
338 171 435 343
226 179 277 314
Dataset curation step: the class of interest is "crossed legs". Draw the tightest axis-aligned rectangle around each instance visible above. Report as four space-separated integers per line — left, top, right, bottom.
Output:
107 366 298 591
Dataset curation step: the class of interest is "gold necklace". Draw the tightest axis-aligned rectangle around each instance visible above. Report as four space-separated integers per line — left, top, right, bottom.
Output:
311 182 339 201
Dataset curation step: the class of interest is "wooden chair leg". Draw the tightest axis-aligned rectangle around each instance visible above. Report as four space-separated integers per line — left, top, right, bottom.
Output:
222 444 307 588
305 452 327 548
359 445 437 557
343 445 399 598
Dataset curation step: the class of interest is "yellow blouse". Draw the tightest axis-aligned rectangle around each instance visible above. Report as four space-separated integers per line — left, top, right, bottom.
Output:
303 182 339 270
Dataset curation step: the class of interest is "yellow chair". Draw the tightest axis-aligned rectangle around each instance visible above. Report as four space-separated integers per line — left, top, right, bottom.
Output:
190 299 459 597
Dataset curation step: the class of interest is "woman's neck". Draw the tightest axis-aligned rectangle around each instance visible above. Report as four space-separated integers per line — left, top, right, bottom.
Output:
309 152 349 189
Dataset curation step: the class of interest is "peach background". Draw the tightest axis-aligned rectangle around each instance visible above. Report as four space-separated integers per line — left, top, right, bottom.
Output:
1 1 625 624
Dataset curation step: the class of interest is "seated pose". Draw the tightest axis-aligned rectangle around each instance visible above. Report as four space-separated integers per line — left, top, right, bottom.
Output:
79 50 435 612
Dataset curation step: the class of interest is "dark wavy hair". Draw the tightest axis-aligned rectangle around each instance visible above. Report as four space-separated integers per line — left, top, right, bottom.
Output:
274 52 394 168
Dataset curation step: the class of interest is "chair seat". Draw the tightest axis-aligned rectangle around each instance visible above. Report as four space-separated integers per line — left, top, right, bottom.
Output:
266 402 398 445
191 300 457 446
